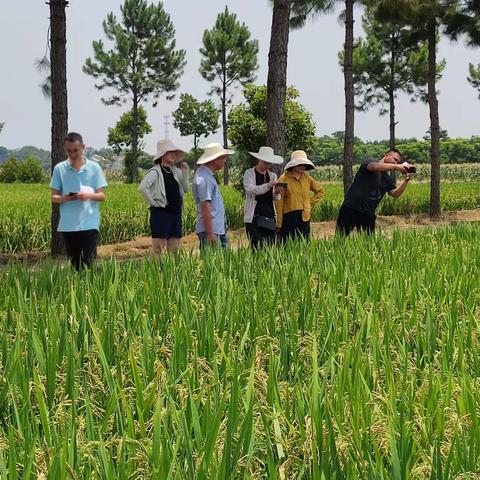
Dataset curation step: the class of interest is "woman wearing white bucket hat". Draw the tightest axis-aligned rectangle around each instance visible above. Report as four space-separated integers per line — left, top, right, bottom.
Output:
275 150 324 241
243 146 284 249
138 139 189 255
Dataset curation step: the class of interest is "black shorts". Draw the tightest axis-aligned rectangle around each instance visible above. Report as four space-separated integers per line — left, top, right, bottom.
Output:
150 207 182 239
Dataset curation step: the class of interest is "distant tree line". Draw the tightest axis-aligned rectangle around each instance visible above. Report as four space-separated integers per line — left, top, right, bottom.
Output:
313 133 480 165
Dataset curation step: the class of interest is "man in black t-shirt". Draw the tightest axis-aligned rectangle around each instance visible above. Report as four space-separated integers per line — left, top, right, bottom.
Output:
336 149 415 236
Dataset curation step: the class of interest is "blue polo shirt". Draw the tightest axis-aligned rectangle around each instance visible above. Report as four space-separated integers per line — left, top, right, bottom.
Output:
50 159 108 232
192 166 226 235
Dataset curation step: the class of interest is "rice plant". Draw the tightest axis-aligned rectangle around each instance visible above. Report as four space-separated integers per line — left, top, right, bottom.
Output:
0 224 479 478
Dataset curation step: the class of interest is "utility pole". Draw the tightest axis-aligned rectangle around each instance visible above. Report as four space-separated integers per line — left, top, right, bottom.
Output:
163 114 170 138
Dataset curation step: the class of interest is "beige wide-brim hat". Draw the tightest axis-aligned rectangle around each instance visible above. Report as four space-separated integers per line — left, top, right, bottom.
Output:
197 142 235 165
249 146 283 164
154 139 185 162
284 150 315 171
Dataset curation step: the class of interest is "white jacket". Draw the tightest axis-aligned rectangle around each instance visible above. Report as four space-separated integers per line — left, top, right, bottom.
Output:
138 165 189 208
243 167 281 223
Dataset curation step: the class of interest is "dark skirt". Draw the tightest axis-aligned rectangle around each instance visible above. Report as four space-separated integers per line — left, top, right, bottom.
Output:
150 207 182 239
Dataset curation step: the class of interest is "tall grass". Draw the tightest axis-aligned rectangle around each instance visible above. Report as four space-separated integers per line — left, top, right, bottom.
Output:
0 224 480 477
0 182 479 254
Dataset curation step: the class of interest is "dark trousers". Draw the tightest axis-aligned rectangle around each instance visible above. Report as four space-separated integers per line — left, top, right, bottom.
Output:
62 229 99 271
336 204 376 236
281 210 310 241
245 222 276 250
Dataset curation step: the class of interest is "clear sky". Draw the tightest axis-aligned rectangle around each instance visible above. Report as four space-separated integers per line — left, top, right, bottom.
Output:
1 0 480 154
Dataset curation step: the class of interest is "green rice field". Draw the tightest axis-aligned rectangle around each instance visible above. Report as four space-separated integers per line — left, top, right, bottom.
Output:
1 181 479 254
0 225 480 477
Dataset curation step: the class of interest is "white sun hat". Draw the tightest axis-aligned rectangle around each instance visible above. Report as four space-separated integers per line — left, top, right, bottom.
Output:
248 146 284 164
154 139 185 162
284 150 315 171
196 142 235 165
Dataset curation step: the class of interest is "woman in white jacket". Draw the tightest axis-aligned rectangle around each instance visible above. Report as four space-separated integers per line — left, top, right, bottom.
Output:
139 139 189 255
243 146 284 249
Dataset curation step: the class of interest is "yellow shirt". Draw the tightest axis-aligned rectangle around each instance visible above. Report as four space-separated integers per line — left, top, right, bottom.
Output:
274 171 324 227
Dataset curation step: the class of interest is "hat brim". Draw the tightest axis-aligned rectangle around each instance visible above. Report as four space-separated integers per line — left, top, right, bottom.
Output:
196 149 235 165
285 159 315 171
249 151 284 164
154 149 185 163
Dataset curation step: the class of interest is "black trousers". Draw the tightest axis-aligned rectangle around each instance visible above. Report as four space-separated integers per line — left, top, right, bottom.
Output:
336 204 376 236
245 222 277 249
281 210 310 241
62 230 99 271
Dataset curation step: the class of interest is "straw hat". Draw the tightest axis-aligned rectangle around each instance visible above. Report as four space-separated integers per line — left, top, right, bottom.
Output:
284 150 315 171
154 139 185 162
248 146 283 164
196 142 235 165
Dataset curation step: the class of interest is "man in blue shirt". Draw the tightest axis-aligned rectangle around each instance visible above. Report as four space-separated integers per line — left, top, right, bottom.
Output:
192 142 234 249
50 132 107 269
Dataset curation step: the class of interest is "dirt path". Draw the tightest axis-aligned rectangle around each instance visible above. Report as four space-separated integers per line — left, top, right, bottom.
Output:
97 208 480 260
2 209 480 266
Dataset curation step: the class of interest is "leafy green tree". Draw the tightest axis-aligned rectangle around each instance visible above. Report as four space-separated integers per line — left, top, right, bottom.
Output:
0 158 20 183
17 157 47 183
468 62 480 97
84 0 186 183
107 106 152 178
199 6 259 184
228 84 316 169
172 94 219 160
107 107 152 155
343 5 445 149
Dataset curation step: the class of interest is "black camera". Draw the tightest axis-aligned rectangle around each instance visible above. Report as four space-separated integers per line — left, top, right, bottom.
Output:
405 166 416 174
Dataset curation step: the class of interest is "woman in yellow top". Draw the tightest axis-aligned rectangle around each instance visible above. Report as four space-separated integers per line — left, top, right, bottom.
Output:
275 150 324 240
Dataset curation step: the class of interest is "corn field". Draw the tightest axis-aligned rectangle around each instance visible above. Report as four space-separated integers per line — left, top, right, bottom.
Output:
1 182 479 254
0 225 479 478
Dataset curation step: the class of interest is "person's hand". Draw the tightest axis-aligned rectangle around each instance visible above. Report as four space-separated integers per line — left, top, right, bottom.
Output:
405 172 415 181
75 191 93 201
62 194 76 203
395 162 411 175
179 161 189 171
206 232 217 243
268 179 278 188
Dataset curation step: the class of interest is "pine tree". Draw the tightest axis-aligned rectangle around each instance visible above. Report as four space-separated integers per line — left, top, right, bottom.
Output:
199 6 258 184
84 0 186 183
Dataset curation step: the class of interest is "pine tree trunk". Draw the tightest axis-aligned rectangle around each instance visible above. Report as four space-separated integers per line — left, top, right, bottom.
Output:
389 91 395 150
130 93 139 183
49 0 68 255
389 36 396 150
343 0 355 194
222 76 229 185
428 20 441 218
266 0 291 175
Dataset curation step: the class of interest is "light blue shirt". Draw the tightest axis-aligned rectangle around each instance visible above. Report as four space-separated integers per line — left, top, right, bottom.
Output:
50 159 107 232
192 166 226 235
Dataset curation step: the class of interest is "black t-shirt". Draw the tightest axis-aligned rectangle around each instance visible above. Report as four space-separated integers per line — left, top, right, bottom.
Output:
254 170 275 218
161 167 182 214
343 158 396 216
